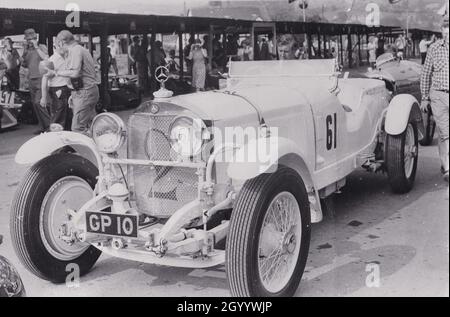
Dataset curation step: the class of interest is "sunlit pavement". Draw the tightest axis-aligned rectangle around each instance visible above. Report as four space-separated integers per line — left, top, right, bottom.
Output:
0 112 448 297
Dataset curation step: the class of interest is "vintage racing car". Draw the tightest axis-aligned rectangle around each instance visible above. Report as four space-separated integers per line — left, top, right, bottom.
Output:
0 73 35 131
11 60 423 297
366 53 435 145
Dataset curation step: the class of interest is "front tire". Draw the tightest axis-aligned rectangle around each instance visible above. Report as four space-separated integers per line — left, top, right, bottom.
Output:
10 153 101 283
226 167 311 297
385 119 419 194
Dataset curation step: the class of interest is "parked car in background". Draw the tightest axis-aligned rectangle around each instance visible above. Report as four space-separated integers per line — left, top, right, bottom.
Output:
366 53 435 145
96 75 141 113
11 60 423 297
0 72 35 132
0 234 26 297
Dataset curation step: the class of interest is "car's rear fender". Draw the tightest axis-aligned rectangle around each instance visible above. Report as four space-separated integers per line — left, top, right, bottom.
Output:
15 131 103 171
385 94 423 136
226 137 322 223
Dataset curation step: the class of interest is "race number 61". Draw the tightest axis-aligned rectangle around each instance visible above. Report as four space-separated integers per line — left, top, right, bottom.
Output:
326 113 337 151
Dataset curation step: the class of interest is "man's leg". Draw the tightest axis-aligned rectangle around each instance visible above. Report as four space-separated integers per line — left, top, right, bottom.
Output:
49 87 69 128
29 78 50 132
430 90 449 180
71 87 99 134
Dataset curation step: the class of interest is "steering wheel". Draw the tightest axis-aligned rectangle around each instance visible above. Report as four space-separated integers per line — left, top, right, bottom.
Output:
376 53 397 68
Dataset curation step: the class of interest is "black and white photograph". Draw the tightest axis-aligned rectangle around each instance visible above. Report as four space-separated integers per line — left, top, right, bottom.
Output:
0 0 448 300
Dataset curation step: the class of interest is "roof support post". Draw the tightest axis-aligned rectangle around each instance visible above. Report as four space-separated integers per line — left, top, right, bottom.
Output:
87 34 93 56
208 25 214 68
347 26 353 69
142 32 149 92
47 31 54 57
307 25 312 59
366 32 370 64
149 29 156 96
178 28 184 80
39 21 47 46
317 28 322 58
357 32 362 67
100 22 110 109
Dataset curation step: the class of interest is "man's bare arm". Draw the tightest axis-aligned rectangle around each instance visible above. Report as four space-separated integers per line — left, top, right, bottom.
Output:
36 44 49 60
40 75 49 107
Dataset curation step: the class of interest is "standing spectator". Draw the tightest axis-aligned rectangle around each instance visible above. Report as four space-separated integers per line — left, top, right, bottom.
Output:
40 46 71 131
97 47 115 76
108 39 119 76
420 20 449 182
49 30 99 134
278 44 290 60
226 35 239 59
376 35 385 58
21 28 50 134
147 40 166 91
395 34 406 59
129 36 147 92
152 41 167 68
188 39 207 92
241 40 253 61
268 34 276 59
419 35 434 65
368 37 377 67
256 37 271 60
166 50 180 74
212 34 225 70
184 36 195 77
128 36 140 75
1 38 21 90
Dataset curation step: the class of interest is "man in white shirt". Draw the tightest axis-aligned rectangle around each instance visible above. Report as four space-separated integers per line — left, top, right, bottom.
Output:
395 34 406 59
108 39 119 76
40 47 71 131
419 35 434 65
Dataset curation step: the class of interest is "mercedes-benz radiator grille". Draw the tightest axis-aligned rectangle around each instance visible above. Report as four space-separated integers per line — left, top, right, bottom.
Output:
128 114 198 218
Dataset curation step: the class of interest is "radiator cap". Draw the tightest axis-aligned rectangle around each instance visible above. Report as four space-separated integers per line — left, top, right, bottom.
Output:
154 66 174 99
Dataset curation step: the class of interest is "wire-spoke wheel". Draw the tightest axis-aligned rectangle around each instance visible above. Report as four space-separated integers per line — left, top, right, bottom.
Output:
258 192 302 293
226 167 311 297
386 119 419 194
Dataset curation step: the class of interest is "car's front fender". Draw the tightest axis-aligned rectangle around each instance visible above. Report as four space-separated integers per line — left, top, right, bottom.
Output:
226 137 312 180
385 94 423 136
15 132 102 169
226 136 323 223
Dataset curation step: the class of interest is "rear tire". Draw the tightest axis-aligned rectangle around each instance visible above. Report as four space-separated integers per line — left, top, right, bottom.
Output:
10 153 101 283
385 119 419 194
226 167 311 297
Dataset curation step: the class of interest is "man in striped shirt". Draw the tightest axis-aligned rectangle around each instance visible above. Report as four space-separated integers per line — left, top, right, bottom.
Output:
420 20 449 182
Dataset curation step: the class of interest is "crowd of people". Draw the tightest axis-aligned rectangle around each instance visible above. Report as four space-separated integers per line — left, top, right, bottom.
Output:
366 32 438 67
124 33 279 92
0 29 99 135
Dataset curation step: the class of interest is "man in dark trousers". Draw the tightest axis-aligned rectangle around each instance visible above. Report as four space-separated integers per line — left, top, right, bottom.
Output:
420 19 449 182
21 28 50 134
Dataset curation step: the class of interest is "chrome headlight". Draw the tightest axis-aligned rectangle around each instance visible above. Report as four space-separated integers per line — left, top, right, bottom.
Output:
91 113 126 153
169 116 205 158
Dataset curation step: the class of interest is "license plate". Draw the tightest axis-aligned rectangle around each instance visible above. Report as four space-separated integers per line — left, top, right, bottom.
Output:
86 212 138 238
0 91 16 107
